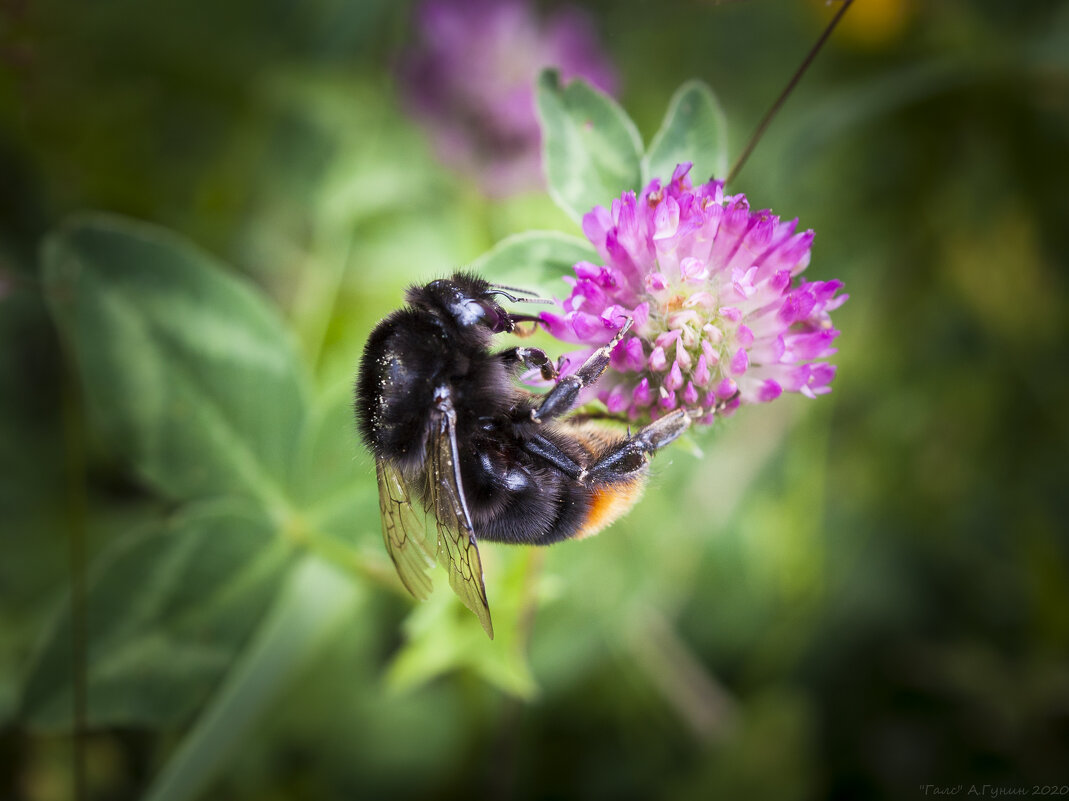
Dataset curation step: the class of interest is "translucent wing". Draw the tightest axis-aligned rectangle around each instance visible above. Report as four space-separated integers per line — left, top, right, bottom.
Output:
376 459 436 600
427 395 495 639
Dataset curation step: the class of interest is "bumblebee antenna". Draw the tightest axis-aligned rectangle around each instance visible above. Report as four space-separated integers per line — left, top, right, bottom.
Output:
490 282 541 297
488 287 554 305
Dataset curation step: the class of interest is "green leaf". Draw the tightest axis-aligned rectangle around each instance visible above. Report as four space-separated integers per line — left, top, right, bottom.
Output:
293 381 379 542
387 548 541 699
42 214 309 517
20 501 291 729
292 381 367 510
535 70 643 224
643 80 729 185
468 230 598 293
141 556 361 801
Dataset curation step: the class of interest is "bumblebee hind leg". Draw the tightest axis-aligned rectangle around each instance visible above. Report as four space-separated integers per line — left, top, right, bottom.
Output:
580 409 692 484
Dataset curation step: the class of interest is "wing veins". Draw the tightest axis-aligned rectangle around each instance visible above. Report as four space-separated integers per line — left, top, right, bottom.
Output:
429 395 495 639
376 460 435 599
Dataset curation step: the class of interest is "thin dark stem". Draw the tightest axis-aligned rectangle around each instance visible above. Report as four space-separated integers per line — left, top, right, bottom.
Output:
727 0 855 185
61 365 88 801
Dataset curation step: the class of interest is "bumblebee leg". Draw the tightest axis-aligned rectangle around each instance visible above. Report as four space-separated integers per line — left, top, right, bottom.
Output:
522 433 584 479
580 409 692 483
532 318 633 423
498 346 558 381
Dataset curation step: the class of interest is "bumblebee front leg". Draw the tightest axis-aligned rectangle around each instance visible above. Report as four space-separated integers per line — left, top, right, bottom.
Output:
580 409 692 484
532 318 633 423
498 346 558 382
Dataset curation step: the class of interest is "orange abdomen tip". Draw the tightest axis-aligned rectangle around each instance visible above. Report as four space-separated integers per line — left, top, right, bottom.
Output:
573 479 647 541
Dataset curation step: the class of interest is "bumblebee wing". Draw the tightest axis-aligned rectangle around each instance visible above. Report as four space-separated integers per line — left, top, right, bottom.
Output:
427 399 494 639
376 458 436 600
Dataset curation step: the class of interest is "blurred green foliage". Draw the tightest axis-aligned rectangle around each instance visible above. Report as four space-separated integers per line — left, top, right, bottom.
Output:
2 0 1068 800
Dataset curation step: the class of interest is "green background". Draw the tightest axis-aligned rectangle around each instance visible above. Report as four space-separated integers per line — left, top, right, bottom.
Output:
2 0 1068 799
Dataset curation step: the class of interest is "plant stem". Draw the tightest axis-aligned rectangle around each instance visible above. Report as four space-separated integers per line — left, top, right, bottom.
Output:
727 0 855 185
60 362 87 800
628 608 738 743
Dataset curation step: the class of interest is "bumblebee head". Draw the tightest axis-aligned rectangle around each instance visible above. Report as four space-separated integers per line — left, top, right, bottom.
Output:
407 272 517 334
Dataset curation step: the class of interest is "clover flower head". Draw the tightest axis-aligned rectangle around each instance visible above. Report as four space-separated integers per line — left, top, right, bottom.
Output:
541 163 848 423
400 0 617 196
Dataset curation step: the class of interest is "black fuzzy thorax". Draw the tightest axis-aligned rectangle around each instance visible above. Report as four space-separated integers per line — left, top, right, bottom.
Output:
355 304 517 472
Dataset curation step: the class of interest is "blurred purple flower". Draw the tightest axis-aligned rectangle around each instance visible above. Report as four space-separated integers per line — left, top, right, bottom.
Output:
400 0 618 196
541 163 848 423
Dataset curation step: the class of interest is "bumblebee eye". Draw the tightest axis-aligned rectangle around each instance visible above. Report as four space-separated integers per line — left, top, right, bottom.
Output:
478 301 513 333
461 297 512 331
449 298 510 332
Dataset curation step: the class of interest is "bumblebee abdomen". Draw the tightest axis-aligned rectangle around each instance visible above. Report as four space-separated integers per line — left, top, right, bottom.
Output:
560 422 649 541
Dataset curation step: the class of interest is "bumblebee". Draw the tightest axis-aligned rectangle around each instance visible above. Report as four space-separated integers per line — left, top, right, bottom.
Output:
354 272 692 637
